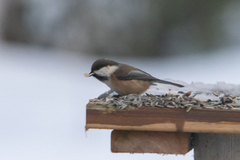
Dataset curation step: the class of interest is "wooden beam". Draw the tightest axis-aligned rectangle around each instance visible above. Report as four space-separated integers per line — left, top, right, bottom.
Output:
194 133 240 160
111 130 192 155
86 104 240 133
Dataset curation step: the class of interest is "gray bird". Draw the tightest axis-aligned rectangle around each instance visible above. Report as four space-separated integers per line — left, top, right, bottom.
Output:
85 59 184 98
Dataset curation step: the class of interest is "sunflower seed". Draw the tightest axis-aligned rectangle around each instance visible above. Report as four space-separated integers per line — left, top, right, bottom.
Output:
227 104 233 108
89 90 240 111
186 106 192 112
213 92 220 97
184 91 192 97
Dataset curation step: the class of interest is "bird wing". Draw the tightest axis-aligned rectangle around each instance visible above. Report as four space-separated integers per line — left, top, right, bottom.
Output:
115 64 184 87
119 69 155 81
115 64 157 81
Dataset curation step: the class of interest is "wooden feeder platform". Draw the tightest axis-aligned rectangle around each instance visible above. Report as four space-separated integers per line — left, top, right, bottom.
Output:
86 103 240 160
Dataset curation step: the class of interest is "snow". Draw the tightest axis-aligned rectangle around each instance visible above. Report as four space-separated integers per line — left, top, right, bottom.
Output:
1 42 240 160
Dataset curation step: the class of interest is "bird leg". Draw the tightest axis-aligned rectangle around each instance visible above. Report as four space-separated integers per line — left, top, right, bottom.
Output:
98 89 114 99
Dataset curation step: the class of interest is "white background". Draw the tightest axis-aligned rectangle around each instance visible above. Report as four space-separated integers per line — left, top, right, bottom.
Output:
1 42 240 160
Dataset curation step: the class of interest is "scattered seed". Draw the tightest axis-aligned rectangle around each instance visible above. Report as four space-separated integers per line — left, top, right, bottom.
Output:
227 104 233 108
186 106 192 112
178 91 184 94
166 105 175 108
213 92 220 97
228 96 234 102
184 91 192 97
88 91 240 111
191 93 198 98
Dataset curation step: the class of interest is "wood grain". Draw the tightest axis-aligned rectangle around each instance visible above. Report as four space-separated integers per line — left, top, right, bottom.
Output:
194 133 240 160
86 104 240 133
111 130 192 155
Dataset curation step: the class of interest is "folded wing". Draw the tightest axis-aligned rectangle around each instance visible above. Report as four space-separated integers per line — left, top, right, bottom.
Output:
116 66 184 88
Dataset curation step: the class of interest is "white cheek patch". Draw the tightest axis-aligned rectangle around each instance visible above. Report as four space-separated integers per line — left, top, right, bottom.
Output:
94 65 119 77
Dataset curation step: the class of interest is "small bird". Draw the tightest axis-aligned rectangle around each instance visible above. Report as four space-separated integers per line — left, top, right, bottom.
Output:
85 59 184 98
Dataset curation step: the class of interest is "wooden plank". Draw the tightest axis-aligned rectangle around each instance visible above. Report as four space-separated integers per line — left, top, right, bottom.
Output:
111 130 192 155
86 104 240 133
194 133 240 160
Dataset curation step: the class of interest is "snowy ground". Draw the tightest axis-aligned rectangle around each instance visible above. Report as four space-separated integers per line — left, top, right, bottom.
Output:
1 42 240 160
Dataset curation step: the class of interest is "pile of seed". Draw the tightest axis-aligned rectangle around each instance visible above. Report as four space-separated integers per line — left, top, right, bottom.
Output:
88 91 240 112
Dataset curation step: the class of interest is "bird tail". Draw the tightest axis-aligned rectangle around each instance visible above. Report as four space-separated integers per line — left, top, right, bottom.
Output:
154 79 184 87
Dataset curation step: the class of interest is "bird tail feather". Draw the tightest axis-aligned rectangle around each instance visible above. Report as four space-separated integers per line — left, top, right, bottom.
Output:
155 79 184 87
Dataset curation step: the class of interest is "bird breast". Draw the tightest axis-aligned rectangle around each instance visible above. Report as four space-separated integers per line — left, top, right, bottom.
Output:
110 74 151 95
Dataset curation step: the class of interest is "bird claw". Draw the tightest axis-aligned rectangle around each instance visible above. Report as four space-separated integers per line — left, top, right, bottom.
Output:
98 89 114 99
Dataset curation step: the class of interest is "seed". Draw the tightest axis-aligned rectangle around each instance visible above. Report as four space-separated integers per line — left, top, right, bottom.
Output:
213 92 220 97
178 91 184 94
186 106 192 112
191 93 198 98
84 73 90 77
166 105 175 108
89 90 240 111
227 96 234 102
221 97 226 104
184 91 192 97
200 103 205 107
137 103 143 107
227 104 233 108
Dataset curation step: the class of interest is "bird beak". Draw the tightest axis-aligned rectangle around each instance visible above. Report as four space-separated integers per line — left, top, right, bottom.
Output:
89 72 94 76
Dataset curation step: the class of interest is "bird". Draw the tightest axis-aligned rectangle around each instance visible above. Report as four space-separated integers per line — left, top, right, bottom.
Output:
84 59 184 98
